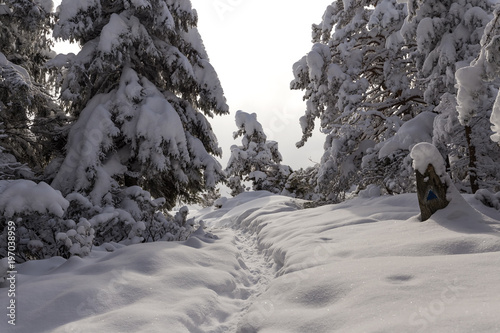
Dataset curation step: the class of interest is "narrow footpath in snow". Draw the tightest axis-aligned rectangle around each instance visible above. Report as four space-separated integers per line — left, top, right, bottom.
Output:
219 229 276 332
191 192 304 332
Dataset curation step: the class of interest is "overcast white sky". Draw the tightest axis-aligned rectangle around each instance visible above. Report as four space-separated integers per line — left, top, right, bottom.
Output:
189 0 329 169
54 0 331 169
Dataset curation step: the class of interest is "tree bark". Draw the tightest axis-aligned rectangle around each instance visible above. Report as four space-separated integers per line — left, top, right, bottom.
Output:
465 125 479 193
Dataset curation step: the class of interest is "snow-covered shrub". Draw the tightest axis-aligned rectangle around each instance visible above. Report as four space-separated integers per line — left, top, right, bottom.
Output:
75 186 193 246
198 188 222 208
358 184 382 199
0 215 94 262
282 165 319 201
165 206 195 241
475 189 500 210
55 218 94 258
0 180 94 261
226 175 246 197
213 196 228 209
362 151 415 195
0 179 198 262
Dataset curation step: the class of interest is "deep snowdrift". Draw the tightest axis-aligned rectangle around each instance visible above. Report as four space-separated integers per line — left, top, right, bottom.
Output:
1 191 500 332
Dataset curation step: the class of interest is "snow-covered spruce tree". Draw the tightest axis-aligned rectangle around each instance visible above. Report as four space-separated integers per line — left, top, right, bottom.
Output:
226 110 291 196
291 0 424 201
41 0 228 247
402 0 499 193
49 0 228 210
0 0 59 175
456 6 500 195
362 111 436 194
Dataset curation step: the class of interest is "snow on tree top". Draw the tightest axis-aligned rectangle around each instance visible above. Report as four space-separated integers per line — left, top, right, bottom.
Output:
98 13 130 54
410 142 447 177
56 0 99 23
234 110 265 139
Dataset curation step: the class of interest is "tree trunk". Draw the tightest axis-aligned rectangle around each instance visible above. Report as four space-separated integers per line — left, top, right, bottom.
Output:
415 164 450 221
124 174 138 187
464 125 479 193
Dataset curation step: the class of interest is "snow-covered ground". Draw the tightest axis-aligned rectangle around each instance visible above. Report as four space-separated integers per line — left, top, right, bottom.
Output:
2 190 500 332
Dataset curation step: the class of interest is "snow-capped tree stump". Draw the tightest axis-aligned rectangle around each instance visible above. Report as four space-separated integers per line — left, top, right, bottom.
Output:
415 164 450 221
411 143 451 221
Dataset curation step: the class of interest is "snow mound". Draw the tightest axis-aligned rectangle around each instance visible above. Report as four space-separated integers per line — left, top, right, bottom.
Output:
227 193 500 333
1 230 251 333
410 142 447 176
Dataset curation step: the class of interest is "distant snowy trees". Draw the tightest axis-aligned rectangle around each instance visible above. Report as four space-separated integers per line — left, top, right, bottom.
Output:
226 111 291 196
0 0 228 261
292 0 500 201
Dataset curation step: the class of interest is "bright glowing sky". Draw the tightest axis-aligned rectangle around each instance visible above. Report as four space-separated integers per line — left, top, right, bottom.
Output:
53 0 331 169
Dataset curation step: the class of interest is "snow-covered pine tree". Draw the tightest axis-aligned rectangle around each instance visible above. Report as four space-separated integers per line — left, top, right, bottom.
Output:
491 8 500 145
402 0 500 193
362 111 436 194
0 0 58 175
455 5 500 193
291 0 423 201
49 0 229 209
226 110 291 196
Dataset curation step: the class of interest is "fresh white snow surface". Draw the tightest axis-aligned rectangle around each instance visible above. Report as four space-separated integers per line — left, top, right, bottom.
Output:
2 190 500 332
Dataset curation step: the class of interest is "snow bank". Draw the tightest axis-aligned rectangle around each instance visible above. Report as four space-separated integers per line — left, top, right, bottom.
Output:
0 180 69 217
221 193 500 333
2 191 499 332
198 192 500 332
0 231 250 333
